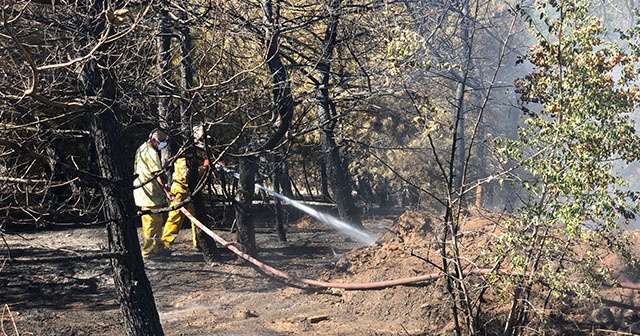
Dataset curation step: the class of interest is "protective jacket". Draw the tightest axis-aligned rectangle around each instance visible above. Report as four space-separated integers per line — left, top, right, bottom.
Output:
133 141 164 207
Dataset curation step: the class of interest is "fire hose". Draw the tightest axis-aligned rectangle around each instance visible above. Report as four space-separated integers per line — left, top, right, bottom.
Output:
161 183 640 291
161 182 449 289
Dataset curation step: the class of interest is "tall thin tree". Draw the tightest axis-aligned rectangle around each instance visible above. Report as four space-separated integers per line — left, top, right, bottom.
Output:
315 0 362 228
80 3 165 335
234 0 294 255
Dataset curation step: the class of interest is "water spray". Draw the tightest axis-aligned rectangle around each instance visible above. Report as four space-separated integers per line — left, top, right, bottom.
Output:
160 176 640 291
217 163 378 246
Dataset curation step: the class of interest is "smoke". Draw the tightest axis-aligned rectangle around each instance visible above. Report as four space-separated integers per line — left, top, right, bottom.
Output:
614 111 640 229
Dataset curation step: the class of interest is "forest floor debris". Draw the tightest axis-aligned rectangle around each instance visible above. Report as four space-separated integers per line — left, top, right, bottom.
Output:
2 209 640 335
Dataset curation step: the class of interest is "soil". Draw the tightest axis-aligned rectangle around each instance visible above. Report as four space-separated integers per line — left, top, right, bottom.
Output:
2 208 640 336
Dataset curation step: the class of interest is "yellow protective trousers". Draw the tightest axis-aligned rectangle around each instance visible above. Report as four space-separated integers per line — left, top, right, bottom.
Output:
140 207 165 258
162 183 198 248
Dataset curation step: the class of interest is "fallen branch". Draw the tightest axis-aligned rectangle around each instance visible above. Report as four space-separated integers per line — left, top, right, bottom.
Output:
3 251 123 264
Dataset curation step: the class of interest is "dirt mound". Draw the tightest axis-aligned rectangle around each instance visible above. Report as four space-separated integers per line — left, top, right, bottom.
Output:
315 211 453 335
320 210 640 335
326 210 501 281
322 210 510 335
329 211 439 278
600 230 640 284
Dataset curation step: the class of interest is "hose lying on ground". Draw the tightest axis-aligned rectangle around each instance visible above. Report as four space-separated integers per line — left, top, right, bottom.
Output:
164 186 640 291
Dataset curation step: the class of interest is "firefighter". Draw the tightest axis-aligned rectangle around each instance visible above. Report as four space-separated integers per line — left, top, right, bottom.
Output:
162 126 209 250
133 128 172 260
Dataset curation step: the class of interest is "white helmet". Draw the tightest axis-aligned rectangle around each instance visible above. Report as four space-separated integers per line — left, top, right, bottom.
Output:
193 123 204 142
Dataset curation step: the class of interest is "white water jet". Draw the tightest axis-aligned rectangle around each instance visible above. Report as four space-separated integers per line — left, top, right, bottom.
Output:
255 183 378 246
219 164 377 245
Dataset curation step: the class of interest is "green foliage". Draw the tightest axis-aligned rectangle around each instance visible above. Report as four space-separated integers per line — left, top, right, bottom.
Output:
496 0 640 329
386 26 432 70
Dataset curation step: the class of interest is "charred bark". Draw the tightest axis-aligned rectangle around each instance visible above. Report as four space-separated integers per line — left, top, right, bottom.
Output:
315 0 362 227
178 19 218 262
233 0 293 255
272 151 293 198
156 5 175 165
84 62 164 336
273 154 287 242
250 0 293 154
234 156 257 255
80 5 164 335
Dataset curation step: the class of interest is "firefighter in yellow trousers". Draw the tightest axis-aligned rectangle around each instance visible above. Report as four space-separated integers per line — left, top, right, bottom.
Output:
133 129 171 260
162 131 209 250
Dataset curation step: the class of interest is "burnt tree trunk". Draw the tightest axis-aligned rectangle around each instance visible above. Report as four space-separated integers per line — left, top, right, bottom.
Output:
234 156 257 255
178 19 218 262
273 153 287 242
80 4 163 335
234 0 293 256
278 157 293 198
89 102 164 335
315 0 362 227
156 5 175 165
